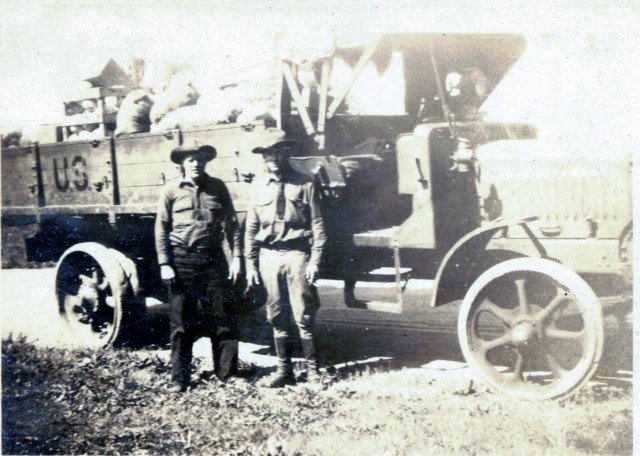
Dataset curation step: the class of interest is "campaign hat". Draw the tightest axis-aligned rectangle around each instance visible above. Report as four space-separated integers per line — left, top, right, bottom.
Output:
170 141 217 164
251 128 300 154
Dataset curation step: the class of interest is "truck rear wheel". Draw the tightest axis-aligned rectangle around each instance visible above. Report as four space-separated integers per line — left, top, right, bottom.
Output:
458 258 604 400
55 243 133 347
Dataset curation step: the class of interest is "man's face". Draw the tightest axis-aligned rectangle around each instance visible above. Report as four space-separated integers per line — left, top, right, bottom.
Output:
182 153 208 180
262 148 287 174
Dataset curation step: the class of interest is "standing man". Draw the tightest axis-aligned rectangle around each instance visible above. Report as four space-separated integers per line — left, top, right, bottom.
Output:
155 141 242 392
245 129 326 387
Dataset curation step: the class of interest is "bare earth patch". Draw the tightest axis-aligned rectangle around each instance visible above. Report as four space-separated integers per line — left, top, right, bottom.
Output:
2 337 632 455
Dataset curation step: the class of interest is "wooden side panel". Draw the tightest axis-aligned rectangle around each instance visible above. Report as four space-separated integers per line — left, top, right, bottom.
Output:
115 131 181 206
1 145 39 208
39 139 113 206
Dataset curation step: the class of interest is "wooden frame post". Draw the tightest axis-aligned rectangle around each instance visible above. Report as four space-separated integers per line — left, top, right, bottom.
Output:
316 59 331 151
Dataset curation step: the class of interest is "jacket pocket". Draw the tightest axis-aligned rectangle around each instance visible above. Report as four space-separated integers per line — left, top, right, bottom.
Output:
201 195 224 223
284 186 308 225
254 192 274 225
173 198 193 212
284 185 307 205
172 198 194 227
203 195 223 210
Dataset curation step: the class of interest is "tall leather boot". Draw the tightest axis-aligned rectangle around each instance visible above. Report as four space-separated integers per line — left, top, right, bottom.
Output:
266 335 296 388
301 336 320 384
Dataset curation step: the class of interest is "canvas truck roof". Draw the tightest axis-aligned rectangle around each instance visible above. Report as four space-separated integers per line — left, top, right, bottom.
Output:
280 33 527 121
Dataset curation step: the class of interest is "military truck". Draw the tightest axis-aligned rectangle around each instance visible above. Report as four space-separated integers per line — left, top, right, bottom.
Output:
1 34 632 400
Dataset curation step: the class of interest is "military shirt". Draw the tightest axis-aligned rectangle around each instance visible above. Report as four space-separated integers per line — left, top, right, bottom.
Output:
155 173 242 265
245 171 326 270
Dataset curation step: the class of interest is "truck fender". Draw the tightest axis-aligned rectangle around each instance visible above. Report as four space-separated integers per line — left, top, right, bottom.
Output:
108 248 142 299
430 216 536 307
618 221 633 289
59 242 140 294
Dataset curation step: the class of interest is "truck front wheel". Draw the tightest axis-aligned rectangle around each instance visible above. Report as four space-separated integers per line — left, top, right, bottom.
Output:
458 258 604 400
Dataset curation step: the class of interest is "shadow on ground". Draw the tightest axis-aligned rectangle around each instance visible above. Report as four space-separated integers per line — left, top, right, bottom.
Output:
126 302 633 395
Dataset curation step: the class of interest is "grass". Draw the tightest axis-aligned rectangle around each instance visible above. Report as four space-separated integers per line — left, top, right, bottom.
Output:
2 336 633 455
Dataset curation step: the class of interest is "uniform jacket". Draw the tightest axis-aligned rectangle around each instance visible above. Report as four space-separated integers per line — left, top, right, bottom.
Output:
245 170 326 270
155 173 242 266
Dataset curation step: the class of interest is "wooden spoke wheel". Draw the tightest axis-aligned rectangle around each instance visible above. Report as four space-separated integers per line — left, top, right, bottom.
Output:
458 258 604 400
55 243 131 347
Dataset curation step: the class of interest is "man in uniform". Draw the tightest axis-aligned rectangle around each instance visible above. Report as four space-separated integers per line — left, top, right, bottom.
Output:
155 141 242 392
245 129 326 387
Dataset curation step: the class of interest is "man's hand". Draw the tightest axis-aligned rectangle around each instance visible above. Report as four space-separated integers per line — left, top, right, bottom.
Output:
305 263 319 285
228 257 241 283
247 269 261 287
160 264 175 286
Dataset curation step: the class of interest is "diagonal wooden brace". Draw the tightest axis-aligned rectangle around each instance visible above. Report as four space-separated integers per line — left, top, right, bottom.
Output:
326 38 380 119
281 62 316 137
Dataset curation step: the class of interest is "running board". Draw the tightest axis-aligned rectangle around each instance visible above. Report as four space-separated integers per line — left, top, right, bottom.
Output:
345 235 408 314
346 300 403 314
359 267 412 282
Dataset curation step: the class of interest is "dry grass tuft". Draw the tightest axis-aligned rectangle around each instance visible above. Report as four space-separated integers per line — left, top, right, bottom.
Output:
2 336 633 455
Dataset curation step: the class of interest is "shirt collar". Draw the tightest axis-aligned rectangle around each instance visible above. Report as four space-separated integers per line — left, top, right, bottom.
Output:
179 173 208 188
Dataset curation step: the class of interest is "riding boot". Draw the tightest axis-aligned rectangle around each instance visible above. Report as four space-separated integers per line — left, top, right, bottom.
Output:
301 336 320 384
266 335 296 388
344 279 357 307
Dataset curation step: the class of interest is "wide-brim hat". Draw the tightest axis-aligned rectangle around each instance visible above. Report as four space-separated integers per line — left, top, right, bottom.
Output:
170 141 217 164
252 128 300 155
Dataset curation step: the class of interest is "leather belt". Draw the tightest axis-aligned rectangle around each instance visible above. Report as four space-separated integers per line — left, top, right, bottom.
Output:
261 238 310 252
173 244 217 255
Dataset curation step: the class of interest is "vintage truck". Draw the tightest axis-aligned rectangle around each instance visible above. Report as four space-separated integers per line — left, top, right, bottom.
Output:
1 33 632 400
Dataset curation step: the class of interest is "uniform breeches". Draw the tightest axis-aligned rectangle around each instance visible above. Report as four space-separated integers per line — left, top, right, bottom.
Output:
259 248 320 341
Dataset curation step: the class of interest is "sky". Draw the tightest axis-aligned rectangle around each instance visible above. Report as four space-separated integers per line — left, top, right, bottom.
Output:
0 0 639 149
